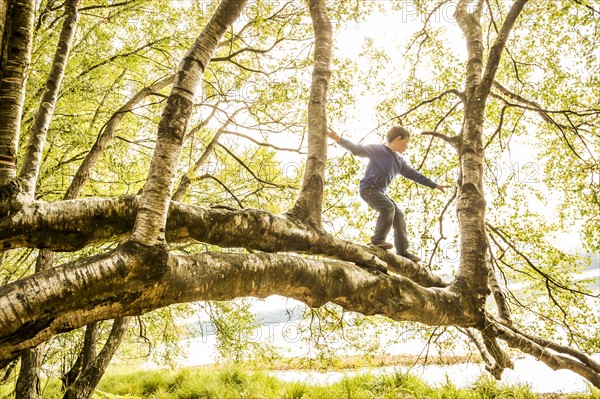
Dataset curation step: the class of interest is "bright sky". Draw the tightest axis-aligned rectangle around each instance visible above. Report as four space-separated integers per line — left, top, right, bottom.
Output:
329 3 467 136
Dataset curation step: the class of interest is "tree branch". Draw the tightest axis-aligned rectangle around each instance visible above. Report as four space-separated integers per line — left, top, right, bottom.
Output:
197 174 244 208
215 142 287 188
79 0 141 12
476 0 529 102
64 317 130 398
486 244 512 324
212 37 287 62
505 322 600 374
223 130 305 153
66 74 174 200
0 197 447 287
0 245 463 366
481 326 514 379
76 37 171 80
489 319 600 388
422 131 462 149
491 81 597 162
172 107 247 202
487 223 598 299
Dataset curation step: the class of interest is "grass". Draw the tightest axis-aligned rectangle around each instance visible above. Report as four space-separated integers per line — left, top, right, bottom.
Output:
2 365 599 398
93 366 600 399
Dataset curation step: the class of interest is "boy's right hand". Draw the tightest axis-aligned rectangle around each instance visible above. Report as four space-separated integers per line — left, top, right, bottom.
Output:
328 127 341 142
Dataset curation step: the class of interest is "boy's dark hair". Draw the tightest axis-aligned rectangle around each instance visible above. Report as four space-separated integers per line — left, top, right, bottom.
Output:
386 126 410 143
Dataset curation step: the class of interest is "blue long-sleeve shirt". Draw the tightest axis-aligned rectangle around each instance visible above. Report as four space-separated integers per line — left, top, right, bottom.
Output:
338 138 438 192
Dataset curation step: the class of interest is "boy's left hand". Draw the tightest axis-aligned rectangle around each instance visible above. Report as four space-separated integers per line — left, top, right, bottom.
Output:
435 184 451 193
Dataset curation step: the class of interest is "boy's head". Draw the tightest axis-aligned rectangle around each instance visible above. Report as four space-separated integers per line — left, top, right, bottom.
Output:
386 125 410 153
386 126 410 143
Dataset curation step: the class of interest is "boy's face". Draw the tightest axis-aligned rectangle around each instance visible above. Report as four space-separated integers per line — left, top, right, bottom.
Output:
390 136 410 153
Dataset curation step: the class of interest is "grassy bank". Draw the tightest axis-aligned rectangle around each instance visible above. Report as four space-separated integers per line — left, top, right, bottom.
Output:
9 366 598 399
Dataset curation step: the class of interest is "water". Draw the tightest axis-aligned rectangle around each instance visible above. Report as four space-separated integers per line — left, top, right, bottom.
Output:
156 295 600 394
270 357 594 394
178 326 595 394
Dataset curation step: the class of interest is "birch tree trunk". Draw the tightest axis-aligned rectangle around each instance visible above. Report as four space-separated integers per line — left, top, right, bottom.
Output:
50 75 173 396
14 348 42 399
14 251 53 399
451 0 488 317
130 0 247 245
0 0 9 68
451 0 529 317
288 0 332 227
17 0 80 196
0 0 34 186
12 2 82 394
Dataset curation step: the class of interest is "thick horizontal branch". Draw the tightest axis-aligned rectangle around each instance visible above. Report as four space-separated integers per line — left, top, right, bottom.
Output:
0 196 448 287
0 243 463 365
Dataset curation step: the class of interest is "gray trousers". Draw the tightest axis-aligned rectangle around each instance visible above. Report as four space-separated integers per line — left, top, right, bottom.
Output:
359 186 408 254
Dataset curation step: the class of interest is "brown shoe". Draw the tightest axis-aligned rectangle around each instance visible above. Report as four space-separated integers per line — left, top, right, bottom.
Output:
399 252 421 262
369 241 393 250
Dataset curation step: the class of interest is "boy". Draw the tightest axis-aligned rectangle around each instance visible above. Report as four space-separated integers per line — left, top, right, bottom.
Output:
328 125 449 263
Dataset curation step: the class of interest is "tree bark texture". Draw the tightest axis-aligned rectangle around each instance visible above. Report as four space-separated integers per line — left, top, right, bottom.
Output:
18 0 80 196
0 0 9 73
60 322 100 390
451 0 489 312
0 0 34 185
130 0 247 245
14 345 43 398
288 0 332 227
0 0 596 390
451 0 528 315
1 360 16 383
14 250 54 399
0 244 464 365
0 197 446 286
80 322 98 375
0 241 157 365
490 321 600 387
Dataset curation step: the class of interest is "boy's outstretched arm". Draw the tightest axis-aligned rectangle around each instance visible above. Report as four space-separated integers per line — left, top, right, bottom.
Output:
435 184 452 193
400 161 451 193
327 127 370 157
328 127 341 143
